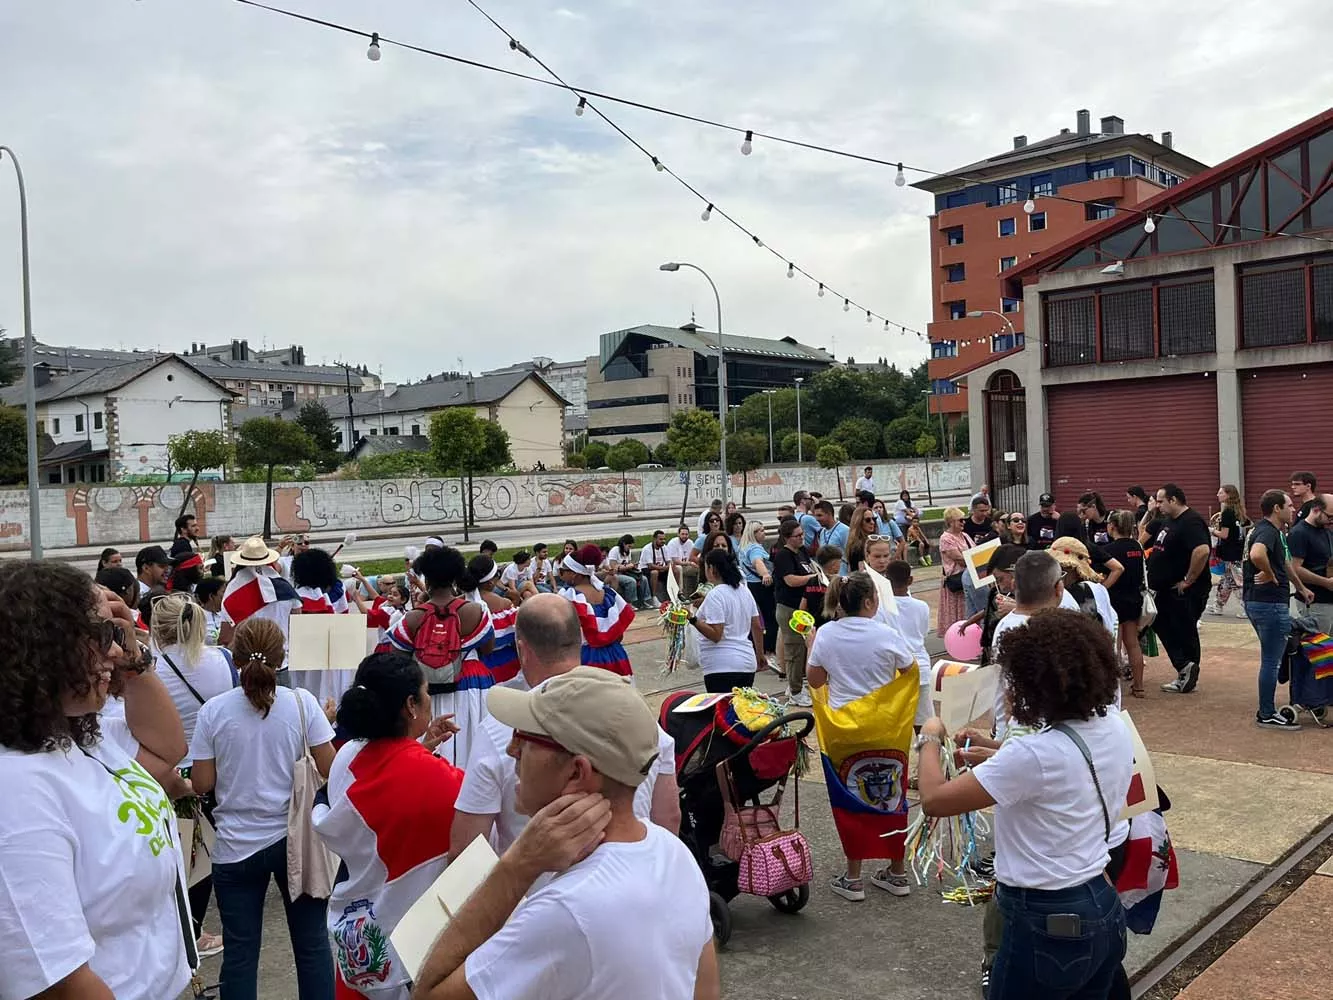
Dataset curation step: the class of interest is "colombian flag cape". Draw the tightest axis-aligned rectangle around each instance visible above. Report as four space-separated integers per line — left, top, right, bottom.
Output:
811 670 918 861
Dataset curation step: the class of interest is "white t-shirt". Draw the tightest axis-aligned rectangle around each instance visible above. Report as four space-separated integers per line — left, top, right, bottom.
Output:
855 476 875 495
891 594 932 685
639 544 670 570
156 643 235 762
697 584 760 676
501 563 533 589
0 723 192 1000
808 616 916 708
664 538 694 564
974 709 1133 889
892 499 912 524
190 686 334 864
464 824 710 1000
601 548 636 573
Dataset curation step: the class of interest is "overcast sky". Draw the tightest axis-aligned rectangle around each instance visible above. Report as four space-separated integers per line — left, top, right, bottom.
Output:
0 1 1329 381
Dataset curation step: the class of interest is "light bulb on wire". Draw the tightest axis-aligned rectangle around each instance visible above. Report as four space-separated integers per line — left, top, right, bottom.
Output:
652 157 664 172
883 320 890 331
741 130 753 156
843 298 850 312
818 283 825 297
894 163 906 187
786 263 794 278
865 310 872 323
1144 214 1156 234
1023 198 1035 214
575 97 586 116
700 203 713 222
367 32 382 61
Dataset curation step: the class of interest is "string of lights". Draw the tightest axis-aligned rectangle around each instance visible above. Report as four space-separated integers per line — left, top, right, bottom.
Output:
226 0 1333 256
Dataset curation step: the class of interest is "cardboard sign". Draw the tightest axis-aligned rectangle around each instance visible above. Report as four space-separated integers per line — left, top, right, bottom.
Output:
1118 711 1160 821
931 659 999 731
391 836 500 982
289 614 373 670
964 537 1003 589
178 813 216 888
862 563 898 617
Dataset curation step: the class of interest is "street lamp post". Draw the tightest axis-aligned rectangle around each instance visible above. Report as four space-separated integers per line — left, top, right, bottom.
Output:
0 147 40 558
763 389 775 464
967 309 1017 345
659 262 727 507
794 377 805 463
921 389 937 505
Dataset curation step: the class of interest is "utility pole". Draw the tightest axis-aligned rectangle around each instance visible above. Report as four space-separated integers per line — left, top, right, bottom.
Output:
335 362 357 456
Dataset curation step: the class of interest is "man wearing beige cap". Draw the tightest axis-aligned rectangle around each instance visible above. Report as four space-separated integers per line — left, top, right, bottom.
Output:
413 667 718 1000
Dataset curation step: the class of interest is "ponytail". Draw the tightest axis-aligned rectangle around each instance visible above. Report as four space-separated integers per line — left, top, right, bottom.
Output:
230 618 284 717
336 653 424 740
824 571 876 621
151 593 206 666
703 548 742 589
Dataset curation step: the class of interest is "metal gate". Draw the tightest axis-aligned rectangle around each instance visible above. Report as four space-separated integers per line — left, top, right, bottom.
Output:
985 371 1029 514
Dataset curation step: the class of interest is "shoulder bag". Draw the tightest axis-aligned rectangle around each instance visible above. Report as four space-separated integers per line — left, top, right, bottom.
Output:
287 689 338 899
1138 548 1157 629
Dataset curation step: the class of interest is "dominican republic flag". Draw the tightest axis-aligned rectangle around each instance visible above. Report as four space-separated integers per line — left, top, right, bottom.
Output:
297 585 350 616
223 566 298 625
569 588 636 676
366 598 403 653
810 669 918 861
477 604 520 683
1114 807 1180 935
313 738 465 999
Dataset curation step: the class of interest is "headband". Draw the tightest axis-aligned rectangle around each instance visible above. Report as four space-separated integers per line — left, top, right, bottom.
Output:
478 562 499 584
561 553 604 591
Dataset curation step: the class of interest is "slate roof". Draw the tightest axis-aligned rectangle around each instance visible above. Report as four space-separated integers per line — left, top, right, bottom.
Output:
346 371 569 418
1 355 235 406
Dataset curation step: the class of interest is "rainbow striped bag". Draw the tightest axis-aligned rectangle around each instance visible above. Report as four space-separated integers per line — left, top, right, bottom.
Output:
1301 631 1333 681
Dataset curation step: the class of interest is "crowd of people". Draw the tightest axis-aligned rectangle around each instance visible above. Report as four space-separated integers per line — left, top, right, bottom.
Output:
2 463 1326 1000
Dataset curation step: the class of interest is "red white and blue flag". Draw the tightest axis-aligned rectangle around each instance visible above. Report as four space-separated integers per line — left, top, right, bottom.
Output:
567 588 636 676
223 566 297 625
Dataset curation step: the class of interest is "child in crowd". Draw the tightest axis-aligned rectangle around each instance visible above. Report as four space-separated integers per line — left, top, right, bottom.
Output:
886 560 934 731
500 550 540 604
800 546 843 633
194 576 227 645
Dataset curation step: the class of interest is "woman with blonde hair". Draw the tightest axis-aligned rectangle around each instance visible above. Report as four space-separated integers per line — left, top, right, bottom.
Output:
937 507 972 636
1209 484 1249 617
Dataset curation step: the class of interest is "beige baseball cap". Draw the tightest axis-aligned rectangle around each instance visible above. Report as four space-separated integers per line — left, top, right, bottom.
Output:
486 666 661 788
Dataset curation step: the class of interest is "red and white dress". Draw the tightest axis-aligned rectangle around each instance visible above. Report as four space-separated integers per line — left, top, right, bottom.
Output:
313 737 464 999
365 598 404 655
562 586 636 678
290 585 355 706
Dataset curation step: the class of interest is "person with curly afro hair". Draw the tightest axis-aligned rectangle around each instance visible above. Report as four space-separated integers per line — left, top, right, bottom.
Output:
0 560 195 1000
916 609 1134 1000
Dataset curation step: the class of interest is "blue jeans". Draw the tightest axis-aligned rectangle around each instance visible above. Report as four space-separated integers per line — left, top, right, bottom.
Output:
212 837 334 1000
614 572 652 606
991 876 1126 1000
1246 600 1290 718
962 568 987 617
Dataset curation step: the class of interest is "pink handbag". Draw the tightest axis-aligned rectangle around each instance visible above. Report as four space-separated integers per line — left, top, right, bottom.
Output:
717 762 812 896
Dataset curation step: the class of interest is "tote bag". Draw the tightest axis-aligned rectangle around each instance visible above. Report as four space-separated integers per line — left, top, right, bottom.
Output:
287 689 338 899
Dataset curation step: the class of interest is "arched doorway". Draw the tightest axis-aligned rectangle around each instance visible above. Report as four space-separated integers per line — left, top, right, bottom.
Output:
985 370 1028 514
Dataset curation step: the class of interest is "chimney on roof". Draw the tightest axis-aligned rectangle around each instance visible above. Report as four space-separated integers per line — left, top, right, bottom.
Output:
1161 130 1173 150
1100 115 1124 135
1060 127 1071 135
465 377 476 403
1076 109 1091 135
1012 135 1027 150
382 382 397 398
34 365 50 388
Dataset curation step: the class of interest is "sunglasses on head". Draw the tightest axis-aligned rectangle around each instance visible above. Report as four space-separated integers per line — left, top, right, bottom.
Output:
866 534 896 542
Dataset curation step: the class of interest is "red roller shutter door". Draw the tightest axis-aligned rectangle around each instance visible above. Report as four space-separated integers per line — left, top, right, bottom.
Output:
1241 365 1333 514
1047 375 1218 511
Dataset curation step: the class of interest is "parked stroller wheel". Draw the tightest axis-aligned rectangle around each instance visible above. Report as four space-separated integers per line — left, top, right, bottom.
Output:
767 884 809 914
709 891 732 946
1278 705 1300 725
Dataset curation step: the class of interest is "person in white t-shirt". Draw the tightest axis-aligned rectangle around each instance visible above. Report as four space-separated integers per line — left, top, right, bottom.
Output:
639 528 672 602
664 523 695 590
500 550 540 604
688 548 764 693
885 560 934 727
416 667 718 1000
189 616 337 1000
854 466 876 496
451 595 680 861
917 609 1133 1000
0 562 194 1000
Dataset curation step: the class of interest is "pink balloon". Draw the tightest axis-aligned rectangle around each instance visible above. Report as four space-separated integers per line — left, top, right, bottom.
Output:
944 620 983 662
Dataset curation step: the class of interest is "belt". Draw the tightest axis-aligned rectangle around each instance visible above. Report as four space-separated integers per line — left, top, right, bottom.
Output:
427 681 459 695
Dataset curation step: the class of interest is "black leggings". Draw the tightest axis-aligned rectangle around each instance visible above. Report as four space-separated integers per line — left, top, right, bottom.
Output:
748 581 778 654
705 671 756 693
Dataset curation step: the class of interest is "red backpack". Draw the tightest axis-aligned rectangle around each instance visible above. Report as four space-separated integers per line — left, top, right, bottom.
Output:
412 599 466 683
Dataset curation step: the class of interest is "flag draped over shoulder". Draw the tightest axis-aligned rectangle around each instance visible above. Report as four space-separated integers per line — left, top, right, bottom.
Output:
811 670 919 861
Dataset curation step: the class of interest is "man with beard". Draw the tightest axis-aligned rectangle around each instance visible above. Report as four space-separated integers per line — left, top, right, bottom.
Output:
1149 484 1212 694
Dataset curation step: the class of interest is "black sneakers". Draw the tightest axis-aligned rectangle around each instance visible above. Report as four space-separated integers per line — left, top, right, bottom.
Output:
1255 711 1302 731
1160 662 1199 694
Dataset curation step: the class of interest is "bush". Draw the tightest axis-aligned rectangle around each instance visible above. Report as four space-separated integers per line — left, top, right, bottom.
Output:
653 442 674 466
779 431 819 462
583 441 610 468
566 452 588 469
828 417 882 459
357 451 438 480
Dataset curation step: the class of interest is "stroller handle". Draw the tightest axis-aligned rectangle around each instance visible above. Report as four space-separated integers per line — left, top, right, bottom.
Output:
738 710 814 757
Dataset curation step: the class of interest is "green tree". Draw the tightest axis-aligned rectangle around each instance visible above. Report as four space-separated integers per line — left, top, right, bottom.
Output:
428 410 501 535
295 401 340 471
666 408 722 526
616 438 651 468
0 405 26 483
652 442 674 466
779 431 818 463
0 331 19 388
725 430 766 508
805 366 915 434
816 442 849 499
915 432 938 457
952 416 970 456
732 388 799 438
357 451 438 480
234 418 315 539
606 441 641 518
884 415 928 458
166 429 233 518
829 417 883 459
479 420 514 472
566 452 588 469
582 440 609 468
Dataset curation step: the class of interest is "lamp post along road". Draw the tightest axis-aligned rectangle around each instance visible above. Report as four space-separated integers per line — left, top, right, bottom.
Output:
794 377 805 463
0 147 40 558
763 389 775 464
659 262 727 507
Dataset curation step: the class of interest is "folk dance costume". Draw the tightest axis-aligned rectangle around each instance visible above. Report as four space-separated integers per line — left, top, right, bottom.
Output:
472 598 520 684
388 602 494 768
560 554 636 677
290 582 356 706
313 737 465 999
365 597 404 655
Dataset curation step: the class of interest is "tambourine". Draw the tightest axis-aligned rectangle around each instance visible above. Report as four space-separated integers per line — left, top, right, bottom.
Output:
661 605 691 626
789 610 816 635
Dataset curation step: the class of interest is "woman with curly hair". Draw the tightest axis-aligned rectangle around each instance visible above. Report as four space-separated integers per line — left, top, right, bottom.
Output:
918 609 1133 1000
190 617 336 1000
0 560 194 1000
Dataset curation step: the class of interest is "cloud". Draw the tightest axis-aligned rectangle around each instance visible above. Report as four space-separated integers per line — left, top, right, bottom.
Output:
0 0 1328 378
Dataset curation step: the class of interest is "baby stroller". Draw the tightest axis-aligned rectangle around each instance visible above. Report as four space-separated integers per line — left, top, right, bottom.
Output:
659 691 814 945
1280 615 1333 727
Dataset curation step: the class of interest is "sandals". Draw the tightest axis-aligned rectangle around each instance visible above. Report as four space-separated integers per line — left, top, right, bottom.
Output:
1129 685 1146 698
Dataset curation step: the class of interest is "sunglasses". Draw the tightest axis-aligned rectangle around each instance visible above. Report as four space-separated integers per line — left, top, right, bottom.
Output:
866 534 897 542
512 730 568 754
94 618 127 655
1009 516 1026 523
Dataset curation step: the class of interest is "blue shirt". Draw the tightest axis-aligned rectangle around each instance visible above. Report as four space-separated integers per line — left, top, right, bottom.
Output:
876 516 903 541
818 521 851 574
739 542 772 584
799 513 821 551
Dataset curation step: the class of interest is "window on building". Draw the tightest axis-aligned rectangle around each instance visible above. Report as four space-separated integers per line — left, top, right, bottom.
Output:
998 218 1016 238
931 340 958 359
1031 175 1053 198
1028 212 1047 232
1001 297 1021 314
52 417 60 435
945 227 964 246
999 255 1017 273
996 184 1019 206
930 378 959 395
945 191 967 209
1241 266 1307 347
75 414 84 433
1089 162 1116 180
948 300 967 320
1159 280 1216 354
94 411 103 430
946 263 966 282
385 426 399 436
411 424 421 436
1085 202 1116 222
267 383 276 392
1044 292 1096 366
1100 288 1154 360
992 332 1025 352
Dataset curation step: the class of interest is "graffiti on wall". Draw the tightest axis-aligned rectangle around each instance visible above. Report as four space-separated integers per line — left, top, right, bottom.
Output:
64 483 215 547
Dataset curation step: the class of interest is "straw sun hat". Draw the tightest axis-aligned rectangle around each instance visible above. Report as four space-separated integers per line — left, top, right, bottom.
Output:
1049 536 1102 582
231 535 281 567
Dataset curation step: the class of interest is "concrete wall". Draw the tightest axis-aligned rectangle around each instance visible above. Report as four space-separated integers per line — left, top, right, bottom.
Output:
0 458 973 551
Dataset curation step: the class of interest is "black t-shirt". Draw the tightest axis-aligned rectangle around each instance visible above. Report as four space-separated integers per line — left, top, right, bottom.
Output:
169 537 196 559
1026 512 1059 549
1289 520 1333 604
962 517 997 545
773 546 815 607
1147 509 1211 594
1102 537 1145 604
1215 508 1245 562
1135 504 1149 524
1299 498 1318 521
802 579 831 629
1242 519 1289 604
1085 518 1111 547
1086 540 1115 576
